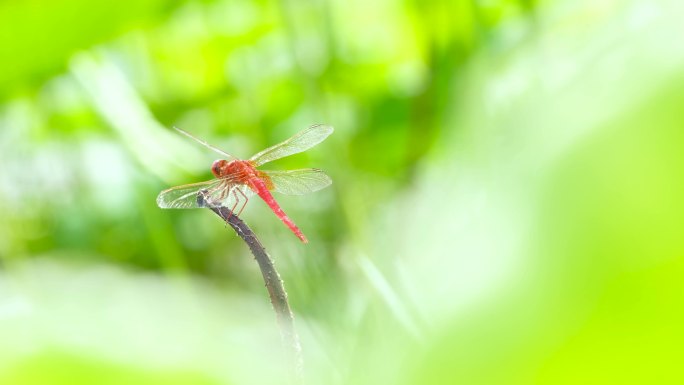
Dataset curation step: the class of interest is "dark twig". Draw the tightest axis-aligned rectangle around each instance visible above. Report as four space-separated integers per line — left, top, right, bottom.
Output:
201 192 303 382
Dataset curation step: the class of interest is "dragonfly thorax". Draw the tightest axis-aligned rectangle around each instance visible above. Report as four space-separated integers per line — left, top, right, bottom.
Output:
211 159 256 182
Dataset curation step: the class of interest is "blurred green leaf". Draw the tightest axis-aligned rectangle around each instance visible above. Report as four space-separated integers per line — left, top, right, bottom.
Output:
0 0 174 98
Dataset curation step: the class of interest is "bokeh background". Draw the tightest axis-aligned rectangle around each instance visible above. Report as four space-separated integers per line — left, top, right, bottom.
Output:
1 0 683 384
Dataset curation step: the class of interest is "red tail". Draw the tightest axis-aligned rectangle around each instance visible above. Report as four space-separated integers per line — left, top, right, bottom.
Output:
250 178 308 243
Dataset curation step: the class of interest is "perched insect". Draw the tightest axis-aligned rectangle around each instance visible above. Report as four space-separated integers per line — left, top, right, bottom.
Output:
157 124 333 243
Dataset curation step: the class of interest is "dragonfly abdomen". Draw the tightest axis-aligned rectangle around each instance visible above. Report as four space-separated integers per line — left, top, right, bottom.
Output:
249 177 308 243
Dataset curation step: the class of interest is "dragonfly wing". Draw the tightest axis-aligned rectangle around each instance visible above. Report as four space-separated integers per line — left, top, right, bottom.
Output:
174 126 237 160
249 124 333 166
200 183 257 211
157 178 242 209
261 168 332 195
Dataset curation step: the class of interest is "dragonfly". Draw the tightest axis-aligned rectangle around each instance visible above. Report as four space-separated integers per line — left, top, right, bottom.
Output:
157 124 333 243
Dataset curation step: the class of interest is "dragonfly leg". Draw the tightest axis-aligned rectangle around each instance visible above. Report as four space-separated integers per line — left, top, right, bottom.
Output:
213 182 237 220
226 187 242 220
235 187 249 217
212 183 230 206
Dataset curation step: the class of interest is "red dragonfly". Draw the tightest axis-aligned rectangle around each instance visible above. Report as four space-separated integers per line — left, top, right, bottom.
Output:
157 124 333 243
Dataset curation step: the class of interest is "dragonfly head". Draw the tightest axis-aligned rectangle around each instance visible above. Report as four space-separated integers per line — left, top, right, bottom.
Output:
211 159 229 178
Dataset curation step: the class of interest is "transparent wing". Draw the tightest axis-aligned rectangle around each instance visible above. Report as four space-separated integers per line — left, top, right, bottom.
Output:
249 124 334 167
157 178 248 209
173 126 237 160
262 168 332 195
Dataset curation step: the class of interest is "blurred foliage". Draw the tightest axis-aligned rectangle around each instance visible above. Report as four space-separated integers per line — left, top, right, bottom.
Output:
0 350 221 385
1 0 683 384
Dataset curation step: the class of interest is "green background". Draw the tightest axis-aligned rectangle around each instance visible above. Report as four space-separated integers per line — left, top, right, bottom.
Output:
1 0 683 384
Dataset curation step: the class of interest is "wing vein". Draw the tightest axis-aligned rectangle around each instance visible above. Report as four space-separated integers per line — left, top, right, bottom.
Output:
249 124 333 166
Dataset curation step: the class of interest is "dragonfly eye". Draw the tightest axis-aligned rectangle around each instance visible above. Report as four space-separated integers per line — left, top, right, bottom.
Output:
211 160 225 177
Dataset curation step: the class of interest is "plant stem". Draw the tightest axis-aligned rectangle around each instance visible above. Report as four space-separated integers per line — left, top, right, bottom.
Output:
207 203 303 382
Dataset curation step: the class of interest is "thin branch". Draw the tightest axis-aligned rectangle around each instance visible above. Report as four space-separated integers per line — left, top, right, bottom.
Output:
201 192 303 382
